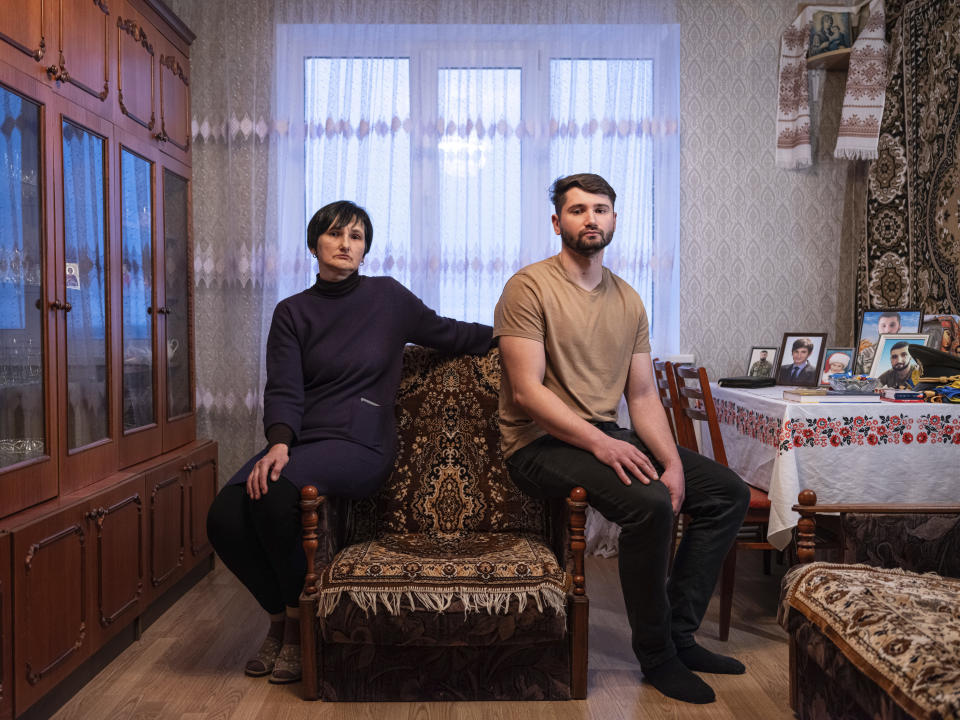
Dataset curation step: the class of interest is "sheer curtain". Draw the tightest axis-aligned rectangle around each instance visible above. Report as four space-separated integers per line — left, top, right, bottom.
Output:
273 23 680 344
166 0 678 486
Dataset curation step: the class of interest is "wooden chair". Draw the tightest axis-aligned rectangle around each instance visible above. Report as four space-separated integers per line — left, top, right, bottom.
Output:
652 358 680 444
672 364 773 641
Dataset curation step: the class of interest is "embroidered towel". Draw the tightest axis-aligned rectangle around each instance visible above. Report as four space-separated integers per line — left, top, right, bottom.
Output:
776 0 887 169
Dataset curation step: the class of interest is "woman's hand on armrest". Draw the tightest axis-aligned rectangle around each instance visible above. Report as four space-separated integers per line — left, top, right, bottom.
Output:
247 444 290 499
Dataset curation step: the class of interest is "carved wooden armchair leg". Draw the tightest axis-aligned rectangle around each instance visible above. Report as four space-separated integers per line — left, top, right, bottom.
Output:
299 486 324 701
567 486 589 700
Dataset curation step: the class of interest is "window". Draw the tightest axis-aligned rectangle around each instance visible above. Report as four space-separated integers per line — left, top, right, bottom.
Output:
277 24 678 342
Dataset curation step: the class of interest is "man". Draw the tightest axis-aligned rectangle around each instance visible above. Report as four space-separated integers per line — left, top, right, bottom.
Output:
856 311 901 374
493 173 749 705
748 350 773 377
777 338 818 385
878 341 916 387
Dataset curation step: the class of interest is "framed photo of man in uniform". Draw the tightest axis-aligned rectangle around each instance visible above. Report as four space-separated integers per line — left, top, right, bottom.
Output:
869 333 929 385
745 346 778 378
776 333 827 387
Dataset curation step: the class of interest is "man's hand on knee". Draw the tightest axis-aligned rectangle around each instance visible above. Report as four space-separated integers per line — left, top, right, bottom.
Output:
659 463 685 514
591 435 659 486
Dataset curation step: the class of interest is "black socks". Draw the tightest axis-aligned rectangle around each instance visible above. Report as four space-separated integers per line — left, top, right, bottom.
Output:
642 645 746 704
677 643 746 675
642 657 716 704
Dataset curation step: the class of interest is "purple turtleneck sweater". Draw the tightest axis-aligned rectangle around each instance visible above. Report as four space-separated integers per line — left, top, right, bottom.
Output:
262 273 492 452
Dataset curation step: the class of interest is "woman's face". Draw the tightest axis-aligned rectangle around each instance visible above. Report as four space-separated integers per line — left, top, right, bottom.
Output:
314 219 366 281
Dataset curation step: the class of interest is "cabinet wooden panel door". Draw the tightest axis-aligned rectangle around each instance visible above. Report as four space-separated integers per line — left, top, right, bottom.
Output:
184 443 216 565
12 506 90 713
145 460 184 598
86 476 146 648
155 38 189 163
48 0 112 109
0 73 60 519
0 532 11 720
115 3 156 135
157 158 196 451
0 0 48 70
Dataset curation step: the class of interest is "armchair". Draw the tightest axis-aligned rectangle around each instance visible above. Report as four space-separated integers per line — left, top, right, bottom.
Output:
298 346 589 701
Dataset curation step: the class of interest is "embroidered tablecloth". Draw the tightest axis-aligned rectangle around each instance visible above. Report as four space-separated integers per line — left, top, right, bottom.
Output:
710 385 960 550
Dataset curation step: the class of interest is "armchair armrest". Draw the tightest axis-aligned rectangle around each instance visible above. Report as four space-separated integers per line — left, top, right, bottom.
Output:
793 489 960 569
300 486 351 596
566 486 588 700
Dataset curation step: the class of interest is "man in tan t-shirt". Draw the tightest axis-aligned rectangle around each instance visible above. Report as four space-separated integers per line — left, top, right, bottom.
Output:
494 173 749 705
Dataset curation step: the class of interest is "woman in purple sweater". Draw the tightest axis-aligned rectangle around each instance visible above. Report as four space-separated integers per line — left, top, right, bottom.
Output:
207 201 492 683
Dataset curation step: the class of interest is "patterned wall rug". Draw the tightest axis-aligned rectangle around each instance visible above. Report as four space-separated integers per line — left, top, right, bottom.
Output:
860 0 960 315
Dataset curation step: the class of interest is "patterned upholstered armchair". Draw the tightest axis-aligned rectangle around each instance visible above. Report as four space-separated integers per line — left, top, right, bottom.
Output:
298 346 589 701
780 490 960 720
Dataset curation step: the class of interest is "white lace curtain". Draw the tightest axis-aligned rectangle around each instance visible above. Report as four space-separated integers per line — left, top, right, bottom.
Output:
167 0 679 484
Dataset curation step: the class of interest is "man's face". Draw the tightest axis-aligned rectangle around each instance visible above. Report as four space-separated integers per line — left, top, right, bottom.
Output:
877 315 901 334
552 187 617 258
760 351 767 360
890 347 911 372
792 347 810 364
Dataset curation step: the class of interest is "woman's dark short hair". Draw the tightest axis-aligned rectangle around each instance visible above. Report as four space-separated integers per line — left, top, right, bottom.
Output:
306 201 373 255
549 173 617 216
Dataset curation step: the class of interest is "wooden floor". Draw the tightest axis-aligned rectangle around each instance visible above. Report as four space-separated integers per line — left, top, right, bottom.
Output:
51 553 794 720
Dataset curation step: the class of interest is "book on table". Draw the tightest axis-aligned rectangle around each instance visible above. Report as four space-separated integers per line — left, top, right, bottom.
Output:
783 388 881 403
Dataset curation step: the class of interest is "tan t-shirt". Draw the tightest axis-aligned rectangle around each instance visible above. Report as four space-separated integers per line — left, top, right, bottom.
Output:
493 254 651 458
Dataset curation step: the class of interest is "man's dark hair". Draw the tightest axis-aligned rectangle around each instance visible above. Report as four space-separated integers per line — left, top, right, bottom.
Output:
549 173 616 216
891 341 910 352
791 337 814 353
306 200 373 255
879 311 901 322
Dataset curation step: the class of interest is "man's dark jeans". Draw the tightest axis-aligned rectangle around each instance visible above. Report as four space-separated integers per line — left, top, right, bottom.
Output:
506 423 749 669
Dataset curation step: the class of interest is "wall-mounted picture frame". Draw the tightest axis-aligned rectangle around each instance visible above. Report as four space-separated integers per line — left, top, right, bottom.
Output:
808 11 853 57
854 309 922 375
776 333 827 387
746 346 778 378
820 347 853 385
869 333 930 386
921 314 960 356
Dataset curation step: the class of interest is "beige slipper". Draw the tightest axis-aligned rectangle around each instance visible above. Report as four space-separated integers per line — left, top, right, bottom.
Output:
244 635 282 677
268 643 302 684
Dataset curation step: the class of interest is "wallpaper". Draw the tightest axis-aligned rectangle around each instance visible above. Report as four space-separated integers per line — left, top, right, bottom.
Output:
677 0 856 379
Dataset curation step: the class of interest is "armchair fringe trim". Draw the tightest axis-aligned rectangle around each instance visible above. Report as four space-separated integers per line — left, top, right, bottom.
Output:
317 584 568 618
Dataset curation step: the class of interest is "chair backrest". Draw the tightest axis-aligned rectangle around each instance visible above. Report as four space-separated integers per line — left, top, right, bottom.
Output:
652 358 679 444
348 345 550 547
673 364 728 467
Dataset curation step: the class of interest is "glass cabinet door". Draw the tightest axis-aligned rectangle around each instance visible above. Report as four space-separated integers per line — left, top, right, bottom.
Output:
0 86 45 471
162 169 191 420
62 120 109 450
120 149 155 432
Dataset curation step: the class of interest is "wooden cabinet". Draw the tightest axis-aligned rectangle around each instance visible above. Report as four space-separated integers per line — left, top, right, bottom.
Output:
0 4 208 717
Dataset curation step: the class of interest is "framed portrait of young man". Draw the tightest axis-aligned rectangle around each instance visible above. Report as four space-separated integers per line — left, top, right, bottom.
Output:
746 346 778 378
869 333 930 386
820 347 854 385
853 309 922 374
776 333 827 387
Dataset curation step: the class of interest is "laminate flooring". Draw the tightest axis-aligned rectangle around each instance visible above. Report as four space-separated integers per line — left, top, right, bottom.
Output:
51 552 794 720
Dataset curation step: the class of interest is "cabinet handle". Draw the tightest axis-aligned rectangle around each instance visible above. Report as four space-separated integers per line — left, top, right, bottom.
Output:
50 300 64 310
147 306 154 315
63 301 72 312
182 462 196 472
153 130 168 143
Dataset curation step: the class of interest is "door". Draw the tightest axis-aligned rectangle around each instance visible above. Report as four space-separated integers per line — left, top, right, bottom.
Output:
145 458 184 600
184 442 216 566
0 531 11 720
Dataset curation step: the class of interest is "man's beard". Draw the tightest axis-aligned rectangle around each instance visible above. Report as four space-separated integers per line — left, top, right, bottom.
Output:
892 361 910 373
560 226 614 257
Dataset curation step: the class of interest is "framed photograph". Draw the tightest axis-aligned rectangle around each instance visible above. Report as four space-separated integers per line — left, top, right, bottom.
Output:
853 309 922 375
745 346 778 378
819 347 854 386
808 11 853 57
869 334 930 385
776 333 827 387
921 314 960 356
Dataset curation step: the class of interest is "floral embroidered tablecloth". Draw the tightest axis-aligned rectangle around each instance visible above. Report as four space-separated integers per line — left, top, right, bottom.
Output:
710 384 960 550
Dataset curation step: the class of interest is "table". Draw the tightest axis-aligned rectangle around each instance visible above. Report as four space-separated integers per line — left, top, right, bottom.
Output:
710 384 960 550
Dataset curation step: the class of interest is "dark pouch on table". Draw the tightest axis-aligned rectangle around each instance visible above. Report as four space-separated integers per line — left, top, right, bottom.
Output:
717 376 776 388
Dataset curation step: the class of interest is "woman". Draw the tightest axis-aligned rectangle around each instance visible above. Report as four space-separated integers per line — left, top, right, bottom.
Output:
207 201 492 683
